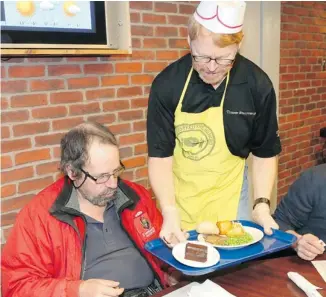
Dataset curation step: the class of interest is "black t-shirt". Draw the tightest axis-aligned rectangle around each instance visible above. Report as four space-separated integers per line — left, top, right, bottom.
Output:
147 53 282 159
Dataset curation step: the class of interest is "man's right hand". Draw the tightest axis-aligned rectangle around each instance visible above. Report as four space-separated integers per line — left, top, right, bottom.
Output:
79 279 124 297
160 206 188 248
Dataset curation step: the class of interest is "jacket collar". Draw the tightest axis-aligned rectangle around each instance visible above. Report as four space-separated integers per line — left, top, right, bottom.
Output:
50 177 139 216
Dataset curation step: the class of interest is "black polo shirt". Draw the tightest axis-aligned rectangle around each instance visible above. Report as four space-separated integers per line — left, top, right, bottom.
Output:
147 53 282 159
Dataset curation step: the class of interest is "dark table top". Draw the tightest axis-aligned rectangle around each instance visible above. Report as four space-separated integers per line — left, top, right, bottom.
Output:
154 253 326 297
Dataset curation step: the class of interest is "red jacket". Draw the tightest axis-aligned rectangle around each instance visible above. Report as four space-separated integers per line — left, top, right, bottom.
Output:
2 177 167 297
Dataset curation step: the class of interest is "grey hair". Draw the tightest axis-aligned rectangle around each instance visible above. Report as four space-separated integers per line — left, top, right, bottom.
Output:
59 121 117 177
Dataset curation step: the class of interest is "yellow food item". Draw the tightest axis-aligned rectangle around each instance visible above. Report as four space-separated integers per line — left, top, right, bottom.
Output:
226 223 245 237
216 220 233 235
196 221 220 235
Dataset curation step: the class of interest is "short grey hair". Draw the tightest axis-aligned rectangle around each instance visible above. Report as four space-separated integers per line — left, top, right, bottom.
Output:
60 121 117 177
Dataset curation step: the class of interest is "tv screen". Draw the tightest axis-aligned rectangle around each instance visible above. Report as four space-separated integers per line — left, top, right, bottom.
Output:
1 1 107 45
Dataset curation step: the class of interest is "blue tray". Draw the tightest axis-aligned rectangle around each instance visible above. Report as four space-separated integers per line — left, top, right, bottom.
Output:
145 220 296 276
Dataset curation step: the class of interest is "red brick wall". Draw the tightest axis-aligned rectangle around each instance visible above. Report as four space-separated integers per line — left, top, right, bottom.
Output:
1 1 196 243
277 1 326 200
1 1 325 243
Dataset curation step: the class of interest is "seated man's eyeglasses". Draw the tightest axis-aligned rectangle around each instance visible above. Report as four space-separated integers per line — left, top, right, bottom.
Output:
80 161 125 184
191 54 235 66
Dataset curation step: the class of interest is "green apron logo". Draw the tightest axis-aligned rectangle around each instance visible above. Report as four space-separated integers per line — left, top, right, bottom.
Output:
175 123 215 161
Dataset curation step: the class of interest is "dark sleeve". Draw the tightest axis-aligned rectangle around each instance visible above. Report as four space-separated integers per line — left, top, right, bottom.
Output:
147 79 176 158
273 170 314 232
250 86 282 158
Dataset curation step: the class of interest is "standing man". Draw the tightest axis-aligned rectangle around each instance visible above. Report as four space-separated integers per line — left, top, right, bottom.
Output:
147 1 281 246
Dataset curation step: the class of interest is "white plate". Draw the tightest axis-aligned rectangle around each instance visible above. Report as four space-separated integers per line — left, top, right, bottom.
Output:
172 241 220 268
197 226 264 250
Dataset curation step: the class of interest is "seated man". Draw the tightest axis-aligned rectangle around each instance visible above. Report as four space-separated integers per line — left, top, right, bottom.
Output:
273 164 326 261
2 122 168 297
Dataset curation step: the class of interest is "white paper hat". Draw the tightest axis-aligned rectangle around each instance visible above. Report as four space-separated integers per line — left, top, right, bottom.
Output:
194 1 246 34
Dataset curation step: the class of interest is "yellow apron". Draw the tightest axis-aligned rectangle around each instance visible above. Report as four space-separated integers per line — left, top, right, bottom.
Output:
173 68 245 230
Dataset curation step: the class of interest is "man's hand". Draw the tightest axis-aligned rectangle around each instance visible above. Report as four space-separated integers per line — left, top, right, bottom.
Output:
79 279 124 297
160 206 188 248
289 232 325 261
252 203 279 235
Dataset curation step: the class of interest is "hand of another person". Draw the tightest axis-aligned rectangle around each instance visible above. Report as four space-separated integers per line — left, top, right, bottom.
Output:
79 279 124 297
252 203 279 235
290 233 325 261
160 206 189 248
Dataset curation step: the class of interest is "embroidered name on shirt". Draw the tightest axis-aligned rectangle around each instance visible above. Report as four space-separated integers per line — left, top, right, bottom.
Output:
226 110 256 116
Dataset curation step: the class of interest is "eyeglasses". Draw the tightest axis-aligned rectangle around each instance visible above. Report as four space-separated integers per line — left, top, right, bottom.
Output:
80 161 125 184
191 55 235 66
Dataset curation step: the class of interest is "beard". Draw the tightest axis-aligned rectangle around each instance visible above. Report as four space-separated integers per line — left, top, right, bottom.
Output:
80 187 118 207
193 64 228 87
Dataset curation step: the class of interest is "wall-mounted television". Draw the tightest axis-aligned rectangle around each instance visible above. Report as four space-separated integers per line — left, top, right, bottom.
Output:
0 1 131 56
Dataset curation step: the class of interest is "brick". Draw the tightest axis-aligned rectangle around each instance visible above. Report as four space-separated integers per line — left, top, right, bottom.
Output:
130 1 152 10
11 93 47 108
50 91 83 104
119 147 133 159
144 62 168 72
131 25 153 36
103 100 130 111
53 146 61 158
1 156 12 170
117 86 143 97
32 106 67 119
1 212 18 227
133 121 146 132
83 63 113 74
48 65 81 76
101 75 129 86
30 79 65 91
1 80 28 93
1 166 34 184
109 123 131 135
87 114 116 125
118 110 143 121
13 122 50 137
1 184 16 198
143 14 166 24
143 38 167 48
116 63 142 73
36 161 60 175
1 66 6 78
35 133 64 146
66 57 97 62
1 126 10 139
154 2 177 13
156 50 179 60
132 38 141 48
179 3 196 14
120 171 134 181
8 65 45 78
1 194 34 213
155 26 178 37
69 102 100 116
132 50 155 60
168 15 189 25
18 177 53 194
169 39 189 49
123 156 146 168
136 167 148 178
131 75 154 85
67 77 99 89
135 143 148 155
86 88 115 100
131 98 148 108
27 57 63 62
52 117 84 131
119 133 145 145
1 97 9 110
179 27 188 38
130 12 140 23
1 138 31 154
15 149 51 165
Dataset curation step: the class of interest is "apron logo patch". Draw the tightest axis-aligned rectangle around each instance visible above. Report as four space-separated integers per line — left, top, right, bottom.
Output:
176 123 215 161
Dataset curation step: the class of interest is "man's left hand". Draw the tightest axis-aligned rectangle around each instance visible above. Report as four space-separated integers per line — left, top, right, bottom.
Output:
252 203 279 235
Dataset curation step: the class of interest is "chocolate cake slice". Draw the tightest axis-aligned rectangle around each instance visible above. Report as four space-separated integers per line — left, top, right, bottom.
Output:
184 242 208 263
